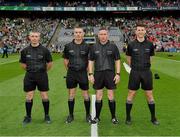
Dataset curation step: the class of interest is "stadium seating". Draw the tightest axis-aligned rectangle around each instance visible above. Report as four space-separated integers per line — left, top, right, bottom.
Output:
0 18 59 52
0 16 179 53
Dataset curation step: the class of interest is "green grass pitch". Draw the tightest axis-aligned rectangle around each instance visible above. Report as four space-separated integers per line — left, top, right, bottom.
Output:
0 52 180 136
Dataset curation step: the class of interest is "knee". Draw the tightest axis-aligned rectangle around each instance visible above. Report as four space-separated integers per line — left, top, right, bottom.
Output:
96 92 103 100
82 91 90 100
26 92 34 100
127 91 136 101
69 91 76 99
147 95 154 103
108 91 114 100
40 92 48 100
146 92 154 102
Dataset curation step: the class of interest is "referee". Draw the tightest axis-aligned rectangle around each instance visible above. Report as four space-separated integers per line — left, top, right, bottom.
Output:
63 25 91 123
89 27 121 124
20 31 53 125
125 23 159 125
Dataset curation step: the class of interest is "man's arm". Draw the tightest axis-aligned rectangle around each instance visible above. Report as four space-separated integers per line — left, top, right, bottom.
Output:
115 59 120 74
88 45 95 83
113 59 121 84
64 58 69 70
46 62 53 71
150 43 155 64
88 60 95 84
88 60 94 74
62 44 69 71
126 56 131 66
126 42 132 66
20 63 27 70
45 48 53 71
112 44 121 84
19 49 27 70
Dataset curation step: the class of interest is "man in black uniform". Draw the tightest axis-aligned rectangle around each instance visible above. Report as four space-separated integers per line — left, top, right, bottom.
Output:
2 41 8 58
89 27 121 124
125 23 159 125
19 31 53 125
63 25 91 123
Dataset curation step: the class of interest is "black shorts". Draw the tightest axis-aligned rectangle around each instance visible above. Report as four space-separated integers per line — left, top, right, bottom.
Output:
128 70 153 90
66 69 89 90
93 70 116 90
24 72 49 92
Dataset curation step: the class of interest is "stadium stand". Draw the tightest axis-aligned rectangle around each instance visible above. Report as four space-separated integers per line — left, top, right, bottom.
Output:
120 17 180 52
0 0 179 53
0 16 179 53
0 18 59 53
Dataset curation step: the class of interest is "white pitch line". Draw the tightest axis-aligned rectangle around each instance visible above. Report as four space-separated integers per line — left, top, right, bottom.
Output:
0 59 19 65
165 58 180 63
123 62 131 74
155 56 180 63
91 95 98 137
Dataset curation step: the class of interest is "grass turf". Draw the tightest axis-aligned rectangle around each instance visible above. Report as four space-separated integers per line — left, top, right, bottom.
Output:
0 52 180 136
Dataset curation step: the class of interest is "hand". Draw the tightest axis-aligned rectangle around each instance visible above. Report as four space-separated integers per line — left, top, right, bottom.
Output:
113 74 120 84
21 63 27 70
88 75 95 84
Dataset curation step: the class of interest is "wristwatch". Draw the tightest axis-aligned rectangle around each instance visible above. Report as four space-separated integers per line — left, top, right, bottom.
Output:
89 73 93 76
116 73 120 76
